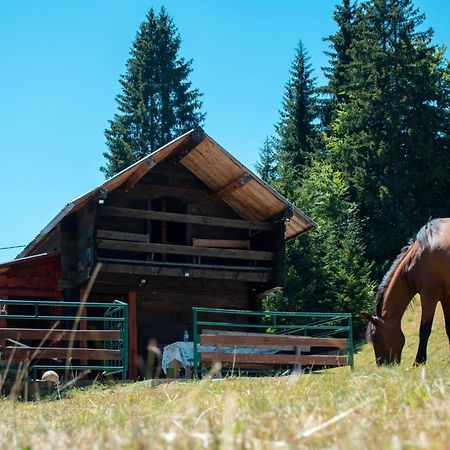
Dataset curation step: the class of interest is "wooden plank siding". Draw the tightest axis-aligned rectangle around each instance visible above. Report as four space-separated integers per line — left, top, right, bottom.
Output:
101 206 273 232
97 239 274 262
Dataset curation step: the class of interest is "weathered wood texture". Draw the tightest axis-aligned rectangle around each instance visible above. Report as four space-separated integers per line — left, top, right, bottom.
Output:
200 332 349 369
93 161 281 286
200 334 348 349
128 291 138 380
0 328 120 341
0 254 61 298
201 352 348 367
2 347 121 361
134 279 252 351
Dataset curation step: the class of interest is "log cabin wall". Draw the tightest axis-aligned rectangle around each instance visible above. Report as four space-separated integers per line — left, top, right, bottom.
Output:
86 160 278 362
94 160 280 286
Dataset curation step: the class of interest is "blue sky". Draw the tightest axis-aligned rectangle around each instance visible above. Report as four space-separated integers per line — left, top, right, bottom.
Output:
1 0 449 263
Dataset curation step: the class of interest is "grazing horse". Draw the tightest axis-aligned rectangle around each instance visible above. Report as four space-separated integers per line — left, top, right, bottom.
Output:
365 218 450 365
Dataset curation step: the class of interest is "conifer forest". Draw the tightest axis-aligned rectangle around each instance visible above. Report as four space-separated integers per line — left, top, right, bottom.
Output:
102 1 450 338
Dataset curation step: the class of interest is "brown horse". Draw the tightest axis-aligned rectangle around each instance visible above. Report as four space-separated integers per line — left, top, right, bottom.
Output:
365 218 450 365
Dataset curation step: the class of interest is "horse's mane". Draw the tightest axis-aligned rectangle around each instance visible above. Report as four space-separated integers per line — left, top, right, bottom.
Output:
416 218 441 249
374 243 412 318
374 218 442 318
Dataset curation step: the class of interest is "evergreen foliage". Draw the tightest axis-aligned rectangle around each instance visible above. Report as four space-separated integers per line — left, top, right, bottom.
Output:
264 0 450 335
255 136 278 183
321 0 358 127
275 42 320 197
102 7 205 177
264 161 374 338
263 39 374 338
324 0 450 276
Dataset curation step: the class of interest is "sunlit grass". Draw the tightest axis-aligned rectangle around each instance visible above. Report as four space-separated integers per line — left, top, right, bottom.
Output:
0 301 449 449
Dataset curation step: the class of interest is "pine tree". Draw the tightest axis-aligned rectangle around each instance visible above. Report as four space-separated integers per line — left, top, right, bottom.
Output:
324 0 450 275
321 0 358 127
255 136 278 183
264 161 374 338
101 7 205 177
275 41 320 196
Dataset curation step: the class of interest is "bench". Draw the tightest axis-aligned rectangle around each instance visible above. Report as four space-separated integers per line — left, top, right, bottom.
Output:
199 332 350 373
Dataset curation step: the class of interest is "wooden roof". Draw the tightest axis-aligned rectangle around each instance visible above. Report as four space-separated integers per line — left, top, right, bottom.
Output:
19 128 315 257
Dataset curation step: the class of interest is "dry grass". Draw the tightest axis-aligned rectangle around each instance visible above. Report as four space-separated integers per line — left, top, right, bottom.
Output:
1 301 449 449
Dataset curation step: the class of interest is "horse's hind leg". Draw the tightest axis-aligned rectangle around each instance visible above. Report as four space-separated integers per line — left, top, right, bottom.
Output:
414 293 438 365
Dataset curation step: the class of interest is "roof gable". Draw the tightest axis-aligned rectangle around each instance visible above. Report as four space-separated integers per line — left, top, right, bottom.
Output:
19 128 315 257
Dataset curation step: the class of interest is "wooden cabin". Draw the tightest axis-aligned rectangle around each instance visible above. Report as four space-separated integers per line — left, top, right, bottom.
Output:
0 128 315 379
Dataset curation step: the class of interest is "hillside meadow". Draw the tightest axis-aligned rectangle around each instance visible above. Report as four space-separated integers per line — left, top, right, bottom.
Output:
0 300 449 450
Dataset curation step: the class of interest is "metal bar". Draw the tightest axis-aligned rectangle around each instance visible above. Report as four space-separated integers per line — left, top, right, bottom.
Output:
193 308 199 377
122 302 129 380
32 365 125 371
4 315 124 322
191 307 354 375
196 321 349 331
348 316 354 369
1 298 129 381
0 300 126 308
192 307 351 318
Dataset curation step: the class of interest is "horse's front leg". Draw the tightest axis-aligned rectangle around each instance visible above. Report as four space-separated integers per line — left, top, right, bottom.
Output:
441 298 450 360
414 293 438 365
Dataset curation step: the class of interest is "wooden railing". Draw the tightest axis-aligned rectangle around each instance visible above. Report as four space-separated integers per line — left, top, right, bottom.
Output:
193 308 354 376
200 332 349 370
0 300 128 381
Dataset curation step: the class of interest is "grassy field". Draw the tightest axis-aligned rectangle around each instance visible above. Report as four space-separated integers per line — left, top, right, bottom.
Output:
1 301 449 449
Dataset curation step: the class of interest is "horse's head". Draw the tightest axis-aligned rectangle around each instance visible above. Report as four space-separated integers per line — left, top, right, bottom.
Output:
364 313 405 365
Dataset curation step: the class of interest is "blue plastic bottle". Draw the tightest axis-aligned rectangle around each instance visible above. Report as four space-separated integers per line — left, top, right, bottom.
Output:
183 330 189 342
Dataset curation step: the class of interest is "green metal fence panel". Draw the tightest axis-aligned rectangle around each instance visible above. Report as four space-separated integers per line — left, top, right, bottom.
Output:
192 307 354 376
0 299 128 382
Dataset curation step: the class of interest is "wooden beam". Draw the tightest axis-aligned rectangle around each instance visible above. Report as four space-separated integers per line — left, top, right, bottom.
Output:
2 347 122 361
80 262 102 302
0 296 7 348
212 172 252 200
0 328 121 341
121 160 156 190
273 218 286 287
100 263 272 283
192 239 250 249
98 257 271 272
97 230 149 243
0 288 56 297
166 128 206 163
200 334 348 349
101 206 273 232
201 352 349 366
128 291 138 381
97 240 274 261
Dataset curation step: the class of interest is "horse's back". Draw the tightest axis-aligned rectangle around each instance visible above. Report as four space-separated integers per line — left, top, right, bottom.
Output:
412 218 450 295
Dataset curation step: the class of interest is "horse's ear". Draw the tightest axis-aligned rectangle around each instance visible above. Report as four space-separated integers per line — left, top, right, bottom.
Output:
363 313 383 326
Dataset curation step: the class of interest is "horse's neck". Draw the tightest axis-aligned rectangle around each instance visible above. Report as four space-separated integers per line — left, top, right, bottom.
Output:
381 264 414 324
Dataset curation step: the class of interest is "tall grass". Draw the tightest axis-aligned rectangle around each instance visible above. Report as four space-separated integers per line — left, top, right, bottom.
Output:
0 301 448 449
